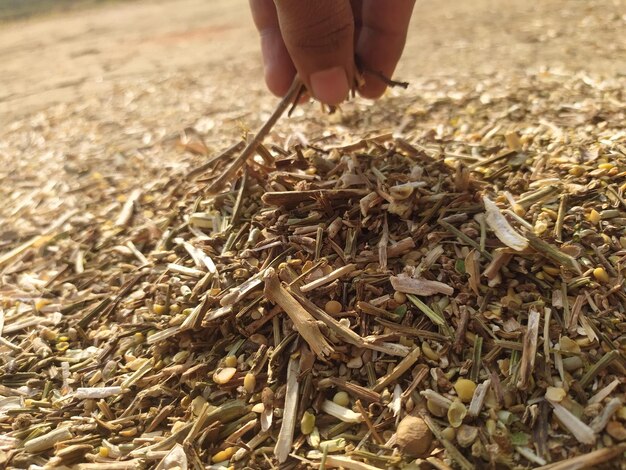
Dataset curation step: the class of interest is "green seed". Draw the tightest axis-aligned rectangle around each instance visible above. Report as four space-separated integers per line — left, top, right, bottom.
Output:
300 411 316 435
447 399 467 428
333 391 350 407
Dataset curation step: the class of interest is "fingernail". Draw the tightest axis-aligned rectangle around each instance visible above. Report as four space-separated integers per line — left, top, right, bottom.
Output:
310 67 349 105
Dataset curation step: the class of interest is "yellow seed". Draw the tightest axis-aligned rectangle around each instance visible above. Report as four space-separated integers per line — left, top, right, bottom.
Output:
301 411 316 435
153 304 167 315
441 426 457 441
393 291 407 304
593 267 610 283
56 341 69 352
181 395 191 408
542 265 560 276
324 300 342 315
213 367 237 385
422 342 440 361
447 399 467 428
454 379 477 403
35 299 50 312
587 209 601 224
133 332 144 344
99 446 109 458
545 387 566 402
58 336 70 342
534 219 548 235
305 167 317 175
301 260 314 273
224 355 238 368
569 165 585 177
119 427 138 437
212 447 235 463
599 162 615 171
426 399 447 418
243 373 256 394
333 391 350 407
513 204 526 216
169 304 181 314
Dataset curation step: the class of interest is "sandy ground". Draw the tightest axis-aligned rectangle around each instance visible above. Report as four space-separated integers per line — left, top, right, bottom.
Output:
1 0 625 123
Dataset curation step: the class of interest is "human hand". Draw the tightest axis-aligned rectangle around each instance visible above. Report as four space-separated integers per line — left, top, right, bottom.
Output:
249 0 416 105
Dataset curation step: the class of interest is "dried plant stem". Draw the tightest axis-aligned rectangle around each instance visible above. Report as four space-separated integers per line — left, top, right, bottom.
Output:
208 77 302 193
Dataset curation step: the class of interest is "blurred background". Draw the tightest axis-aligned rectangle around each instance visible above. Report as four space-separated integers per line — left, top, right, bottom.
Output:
1 0 624 124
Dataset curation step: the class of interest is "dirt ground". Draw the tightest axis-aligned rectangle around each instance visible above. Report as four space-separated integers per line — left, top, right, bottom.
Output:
1 0 625 123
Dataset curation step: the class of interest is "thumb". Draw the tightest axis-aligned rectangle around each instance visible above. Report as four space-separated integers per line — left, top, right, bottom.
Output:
274 0 355 105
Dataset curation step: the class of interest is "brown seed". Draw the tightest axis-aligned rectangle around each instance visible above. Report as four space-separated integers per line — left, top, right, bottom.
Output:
396 415 433 458
324 300 342 315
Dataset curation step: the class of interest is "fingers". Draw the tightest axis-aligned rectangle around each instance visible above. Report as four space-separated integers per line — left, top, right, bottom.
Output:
249 0 296 97
274 0 355 105
356 0 416 99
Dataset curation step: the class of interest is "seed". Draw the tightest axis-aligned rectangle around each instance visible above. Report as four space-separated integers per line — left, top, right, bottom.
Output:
534 219 548 235
133 332 144 344
212 447 235 463
454 379 477 403
393 291 407 304
606 421 626 441
40 328 57 341
173 351 189 363
593 267 610 283
213 367 237 385
300 411 316 435
243 373 256 394
587 209 601 224
542 265 560 276
426 399 447 418
153 303 167 315
562 356 584 371
324 300 342 315
441 426 456 441
56 342 69 352
456 424 478 448
251 403 265 413
569 165 585 176
545 386 566 402
396 415 433 458
599 162 615 171
224 355 238 368
192 396 207 416
333 391 350 407
422 342 439 361
35 299 50 312
169 304 181 314
620 237 626 250
98 447 109 458
513 204 526 216
119 427 137 437
447 399 467 428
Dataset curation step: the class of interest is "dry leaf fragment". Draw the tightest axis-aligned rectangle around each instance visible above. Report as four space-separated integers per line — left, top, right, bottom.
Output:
483 196 528 251
390 275 454 296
